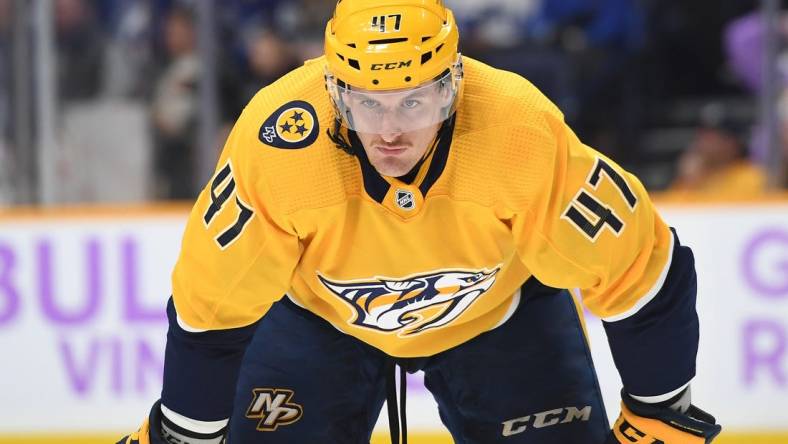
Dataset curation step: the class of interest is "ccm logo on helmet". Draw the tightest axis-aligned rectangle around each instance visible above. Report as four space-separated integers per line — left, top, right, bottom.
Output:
371 60 412 70
502 406 592 437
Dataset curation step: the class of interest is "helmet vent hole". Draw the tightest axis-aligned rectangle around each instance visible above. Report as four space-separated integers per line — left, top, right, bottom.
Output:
347 42 356 48
421 36 432 42
421 52 433 65
337 53 345 61
436 43 444 53
405 76 412 82
368 37 408 45
373 79 380 85
348 59 361 70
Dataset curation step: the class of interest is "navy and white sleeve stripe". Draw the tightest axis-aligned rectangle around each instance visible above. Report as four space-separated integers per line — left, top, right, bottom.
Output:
602 228 699 398
161 297 261 421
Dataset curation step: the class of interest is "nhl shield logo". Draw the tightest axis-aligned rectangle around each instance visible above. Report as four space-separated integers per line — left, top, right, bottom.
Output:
395 189 415 210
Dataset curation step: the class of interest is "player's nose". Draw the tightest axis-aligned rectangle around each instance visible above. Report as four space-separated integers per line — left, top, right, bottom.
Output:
377 113 403 142
380 132 402 143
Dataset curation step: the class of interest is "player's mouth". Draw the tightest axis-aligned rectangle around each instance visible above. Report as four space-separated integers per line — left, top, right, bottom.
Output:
376 145 408 155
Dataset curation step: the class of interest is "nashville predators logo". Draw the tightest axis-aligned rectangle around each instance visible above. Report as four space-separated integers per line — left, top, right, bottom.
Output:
245 388 303 432
318 267 501 336
258 100 319 149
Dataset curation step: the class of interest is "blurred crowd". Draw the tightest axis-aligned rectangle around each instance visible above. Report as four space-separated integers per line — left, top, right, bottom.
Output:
0 0 786 205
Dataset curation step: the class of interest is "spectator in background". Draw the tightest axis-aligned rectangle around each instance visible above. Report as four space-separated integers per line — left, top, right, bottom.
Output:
724 4 788 94
240 28 299 103
645 0 756 98
100 0 157 99
667 102 766 198
55 0 106 103
151 5 199 200
725 8 788 187
529 0 645 51
532 0 646 164
269 0 334 60
446 0 539 50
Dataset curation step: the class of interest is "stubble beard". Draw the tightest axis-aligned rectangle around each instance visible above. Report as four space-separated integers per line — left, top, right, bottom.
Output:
370 154 418 177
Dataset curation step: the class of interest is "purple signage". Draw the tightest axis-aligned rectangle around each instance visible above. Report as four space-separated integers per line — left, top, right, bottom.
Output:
743 320 786 386
741 228 788 298
0 236 168 327
60 336 164 397
740 228 788 387
0 244 20 325
123 237 168 323
0 234 168 397
39 239 102 324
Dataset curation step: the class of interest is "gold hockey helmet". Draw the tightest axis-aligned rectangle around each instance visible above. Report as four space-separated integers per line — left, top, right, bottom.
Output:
325 0 463 133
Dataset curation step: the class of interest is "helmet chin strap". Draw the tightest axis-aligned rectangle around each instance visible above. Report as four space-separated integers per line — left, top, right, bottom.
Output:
326 117 354 156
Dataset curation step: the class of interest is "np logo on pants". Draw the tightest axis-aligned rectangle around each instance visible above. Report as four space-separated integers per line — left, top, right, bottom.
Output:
245 388 303 431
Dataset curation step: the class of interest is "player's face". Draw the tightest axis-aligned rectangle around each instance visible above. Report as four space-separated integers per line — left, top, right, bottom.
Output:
356 121 441 177
348 83 450 177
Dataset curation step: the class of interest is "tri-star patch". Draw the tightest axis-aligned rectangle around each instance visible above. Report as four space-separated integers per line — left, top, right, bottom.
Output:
258 100 320 149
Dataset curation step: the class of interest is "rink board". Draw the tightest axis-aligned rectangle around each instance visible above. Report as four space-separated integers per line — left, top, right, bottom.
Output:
0 200 786 438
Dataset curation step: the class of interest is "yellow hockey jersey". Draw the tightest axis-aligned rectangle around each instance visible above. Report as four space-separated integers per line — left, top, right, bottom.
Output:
171 56 673 358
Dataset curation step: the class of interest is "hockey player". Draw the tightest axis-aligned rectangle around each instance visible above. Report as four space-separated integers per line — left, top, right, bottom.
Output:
120 1 722 443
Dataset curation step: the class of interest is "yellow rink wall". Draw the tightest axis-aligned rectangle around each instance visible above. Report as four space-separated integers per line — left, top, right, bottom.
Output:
0 432 787 443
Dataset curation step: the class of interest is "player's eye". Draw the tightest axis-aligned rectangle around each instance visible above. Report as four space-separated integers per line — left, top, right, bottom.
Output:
360 99 381 109
402 99 421 109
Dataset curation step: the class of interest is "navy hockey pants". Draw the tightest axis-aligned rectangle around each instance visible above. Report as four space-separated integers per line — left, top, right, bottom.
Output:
226 282 610 443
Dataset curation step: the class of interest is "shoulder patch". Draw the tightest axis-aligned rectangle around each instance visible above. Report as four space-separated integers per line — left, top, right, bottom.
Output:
258 100 320 149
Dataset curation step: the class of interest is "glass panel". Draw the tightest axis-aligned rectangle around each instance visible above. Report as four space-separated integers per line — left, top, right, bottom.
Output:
0 0 13 204
3 0 784 205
